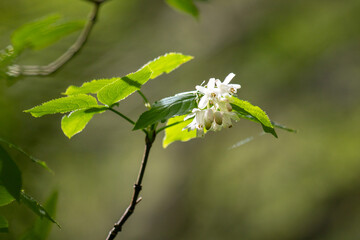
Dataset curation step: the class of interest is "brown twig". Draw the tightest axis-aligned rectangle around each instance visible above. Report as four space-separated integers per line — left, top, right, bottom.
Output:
8 0 106 77
106 132 156 240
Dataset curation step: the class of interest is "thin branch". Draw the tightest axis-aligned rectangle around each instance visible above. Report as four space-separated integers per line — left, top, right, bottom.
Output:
106 133 155 240
108 108 147 135
10 0 106 77
137 90 151 109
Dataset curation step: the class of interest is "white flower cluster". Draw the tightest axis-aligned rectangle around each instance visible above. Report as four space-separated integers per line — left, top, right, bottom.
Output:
184 73 241 137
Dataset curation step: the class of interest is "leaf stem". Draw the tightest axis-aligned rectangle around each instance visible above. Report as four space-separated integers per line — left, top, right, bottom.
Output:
106 132 156 240
156 121 182 134
9 0 107 76
108 108 147 135
137 90 151 109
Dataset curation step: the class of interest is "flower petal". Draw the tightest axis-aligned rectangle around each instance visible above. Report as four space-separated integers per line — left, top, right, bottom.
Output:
224 73 235 84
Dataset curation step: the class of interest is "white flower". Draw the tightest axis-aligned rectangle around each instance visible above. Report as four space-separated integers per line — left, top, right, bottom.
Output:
183 108 206 137
215 73 241 97
195 78 220 109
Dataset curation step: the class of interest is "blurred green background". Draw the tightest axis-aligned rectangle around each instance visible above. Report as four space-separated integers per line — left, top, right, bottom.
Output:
1 0 360 239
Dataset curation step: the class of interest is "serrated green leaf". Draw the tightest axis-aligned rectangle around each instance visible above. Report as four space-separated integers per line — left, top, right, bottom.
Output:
19 191 58 240
97 66 152 106
61 107 107 139
11 14 84 53
64 78 117 95
166 0 199 18
0 137 52 173
134 91 197 130
163 115 196 148
20 191 60 228
25 94 99 118
229 96 277 138
0 215 8 233
0 185 15 207
0 145 22 201
144 52 193 79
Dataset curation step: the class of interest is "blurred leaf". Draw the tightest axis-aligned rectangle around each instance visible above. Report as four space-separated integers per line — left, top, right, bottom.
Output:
97 66 152 106
165 0 199 18
134 91 197 130
0 46 17 80
0 137 52 173
61 107 107 139
144 52 193 79
64 78 117 95
163 115 196 148
25 94 99 118
0 215 8 233
271 121 297 133
0 186 15 207
19 191 58 240
0 145 22 201
11 14 84 53
229 96 277 138
20 191 60 228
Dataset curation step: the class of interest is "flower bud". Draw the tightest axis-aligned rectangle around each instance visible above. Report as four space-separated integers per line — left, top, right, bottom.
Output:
204 109 214 130
214 111 223 125
226 103 232 112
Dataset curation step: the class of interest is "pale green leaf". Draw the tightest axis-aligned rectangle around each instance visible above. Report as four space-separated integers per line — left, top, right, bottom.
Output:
97 66 152 106
0 145 22 201
144 52 193 79
163 115 196 148
229 96 277 138
11 14 84 53
134 91 197 130
19 191 58 240
64 78 117 95
0 185 15 207
0 215 8 233
20 191 60 228
61 107 106 139
0 137 52 173
25 94 99 117
166 0 199 18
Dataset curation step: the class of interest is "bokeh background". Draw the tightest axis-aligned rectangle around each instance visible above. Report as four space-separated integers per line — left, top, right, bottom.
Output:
1 0 360 239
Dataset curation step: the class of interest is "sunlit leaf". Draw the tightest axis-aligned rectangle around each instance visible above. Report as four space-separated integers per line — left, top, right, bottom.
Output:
163 115 196 148
0 186 15 207
20 191 60 228
165 0 199 18
134 91 197 130
97 66 152 106
0 215 8 233
25 94 99 117
61 107 107 139
11 14 84 53
0 137 52 173
229 96 277 138
64 78 117 95
144 52 193 79
19 191 58 240
0 145 22 201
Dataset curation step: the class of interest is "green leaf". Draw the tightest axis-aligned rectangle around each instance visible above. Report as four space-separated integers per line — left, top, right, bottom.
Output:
20 191 60 228
0 185 15 207
229 96 278 138
25 94 99 118
11 14 84 53
0 145 22 201
19 191 58 240
163 115 196 148
144 52 193 79
0 215 8 233
64 78 117 95
97 66 152 106
61 107 107 139
166 0 199 18
134 91 197 130
0 137 52 173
